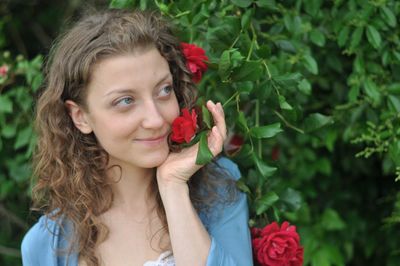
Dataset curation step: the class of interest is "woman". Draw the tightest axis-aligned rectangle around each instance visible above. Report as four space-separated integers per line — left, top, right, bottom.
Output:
21 9 252 266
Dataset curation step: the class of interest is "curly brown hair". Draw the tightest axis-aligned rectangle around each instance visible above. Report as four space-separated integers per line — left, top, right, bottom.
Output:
32 8 237 265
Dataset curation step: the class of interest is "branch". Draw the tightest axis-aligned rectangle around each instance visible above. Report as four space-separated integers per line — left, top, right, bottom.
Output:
0 245 21 258
0 203 29 230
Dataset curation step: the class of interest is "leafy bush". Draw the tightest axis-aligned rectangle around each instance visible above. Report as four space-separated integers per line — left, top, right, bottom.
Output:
1 0 399 265
0 52 42 264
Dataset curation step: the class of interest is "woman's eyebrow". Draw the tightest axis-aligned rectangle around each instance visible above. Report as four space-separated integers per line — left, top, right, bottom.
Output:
104 88 136 97
103 73 172 97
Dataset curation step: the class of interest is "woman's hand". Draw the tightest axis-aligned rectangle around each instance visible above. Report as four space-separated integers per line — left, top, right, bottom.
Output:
156 100 227 191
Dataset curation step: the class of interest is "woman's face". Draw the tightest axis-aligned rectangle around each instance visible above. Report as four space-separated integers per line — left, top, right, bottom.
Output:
77 48 180 170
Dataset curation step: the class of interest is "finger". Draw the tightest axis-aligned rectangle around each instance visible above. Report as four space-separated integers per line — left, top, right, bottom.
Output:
207 126 224 156
216 102 227 139
207 101 227 140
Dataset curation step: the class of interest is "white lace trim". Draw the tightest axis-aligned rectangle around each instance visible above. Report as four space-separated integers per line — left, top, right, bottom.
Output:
143 250 175 266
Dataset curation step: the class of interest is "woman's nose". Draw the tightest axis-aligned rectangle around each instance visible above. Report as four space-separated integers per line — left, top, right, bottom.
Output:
141 100 164 129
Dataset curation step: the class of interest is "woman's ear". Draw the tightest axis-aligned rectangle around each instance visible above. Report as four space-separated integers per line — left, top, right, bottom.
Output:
64 100 93 134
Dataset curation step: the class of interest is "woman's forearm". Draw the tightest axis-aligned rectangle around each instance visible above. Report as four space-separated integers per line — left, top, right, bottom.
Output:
159 183 211 266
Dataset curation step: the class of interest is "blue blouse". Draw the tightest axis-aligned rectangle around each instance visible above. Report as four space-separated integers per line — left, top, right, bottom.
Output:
21 157 253 266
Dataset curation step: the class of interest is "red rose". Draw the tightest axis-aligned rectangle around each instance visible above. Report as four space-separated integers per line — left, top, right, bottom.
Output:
271 145 280 161
171 108 198 143
251 221 304 266
224 133 244 156
0 64 9 77
181 42 208 83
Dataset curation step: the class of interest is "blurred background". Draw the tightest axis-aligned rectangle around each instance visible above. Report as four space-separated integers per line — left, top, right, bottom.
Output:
1 0 399 265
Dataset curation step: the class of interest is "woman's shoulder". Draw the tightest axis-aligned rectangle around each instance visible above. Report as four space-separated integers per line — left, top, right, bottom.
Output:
21 215 60 265
21 214 76 265
22 215 59 249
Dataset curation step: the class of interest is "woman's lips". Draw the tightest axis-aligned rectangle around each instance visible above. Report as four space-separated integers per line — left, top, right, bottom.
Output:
134 132 169 146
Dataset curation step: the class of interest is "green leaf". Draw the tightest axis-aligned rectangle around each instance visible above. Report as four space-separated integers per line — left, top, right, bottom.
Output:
304 0 322 17
252 153 277 177
14 126 32 149
393 51 400 62
310 29 325 47
218 50 231 81
201 105 212 129
321 208 346 230
236 81 254 94
388 141 400 163
0 179 13 200
232 60 263 82
241 9 252 29
0 95 13 113
236 178 251 194
273 72 302 87
1 124 16 138
354 55 365 74
303 113 333 132
337 26 350 47
256 191 279 215
387 83 400 94
230 50 245 68
280 188 302 211
348 86 360 102
279 95 293 110
284 14 301 34
311 244 344 266
31 74 43 92
380 6 397 27
156 2 169 13
256 45 271 58
366 25 382 49
195 131 214 165
350 27 363 49
109 0 135 8
140 0 149 10
237 111 249 132
382 50 390 66
303 54 318 74
255 80 272 99
274 40 296 53
272 205 280 222
255 0 276 9
250 123 282 139
230 0 252 8
316 158 331 175
364 78 381 106
298 79 312 95
283 13 294 33
388 95 400 112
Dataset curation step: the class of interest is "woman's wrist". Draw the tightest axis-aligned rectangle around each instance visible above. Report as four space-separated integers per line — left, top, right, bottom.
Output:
157 175 189 199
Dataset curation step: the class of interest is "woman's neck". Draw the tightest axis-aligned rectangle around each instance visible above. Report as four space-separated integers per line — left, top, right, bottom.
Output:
106 162 157 214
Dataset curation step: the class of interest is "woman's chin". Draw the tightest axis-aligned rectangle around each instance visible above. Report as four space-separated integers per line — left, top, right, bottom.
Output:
141 151 170 168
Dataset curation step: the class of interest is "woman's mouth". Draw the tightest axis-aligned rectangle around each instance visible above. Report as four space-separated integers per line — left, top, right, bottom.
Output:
134 132 169 146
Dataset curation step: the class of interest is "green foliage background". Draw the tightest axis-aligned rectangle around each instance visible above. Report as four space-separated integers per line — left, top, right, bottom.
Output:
1 0 400 265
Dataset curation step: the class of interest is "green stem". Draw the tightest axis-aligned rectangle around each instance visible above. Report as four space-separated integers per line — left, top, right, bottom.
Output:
230 30 243 49
189 28 194 43
236 93 241 112
247 23 257 61
334 101 360 110
223 91 240 108
274 110 304 134
256 99 262 159
262 61 272 79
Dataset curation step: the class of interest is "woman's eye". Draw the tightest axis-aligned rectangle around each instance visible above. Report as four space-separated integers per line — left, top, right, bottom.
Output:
159 85 173 97
115 97 134 106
